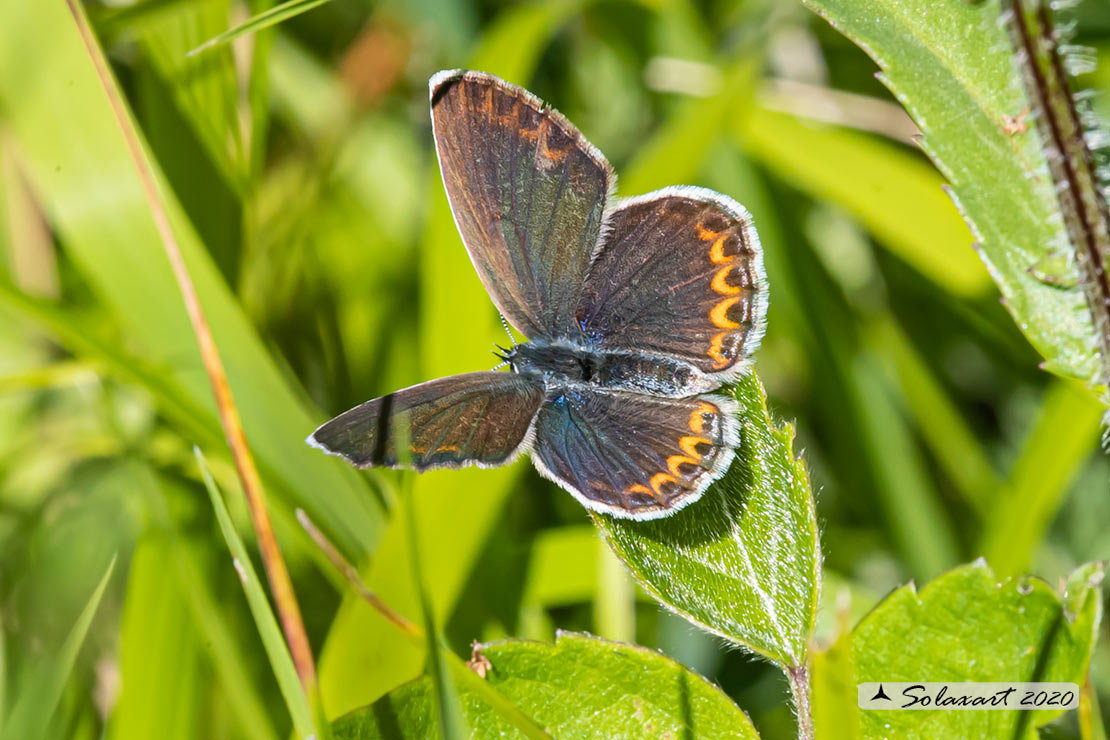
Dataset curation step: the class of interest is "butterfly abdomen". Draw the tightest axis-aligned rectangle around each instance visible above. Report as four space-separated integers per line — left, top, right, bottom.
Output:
508 341 715 397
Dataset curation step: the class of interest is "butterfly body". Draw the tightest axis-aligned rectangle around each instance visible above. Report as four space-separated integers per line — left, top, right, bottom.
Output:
507 341 709 398
308 69 768 520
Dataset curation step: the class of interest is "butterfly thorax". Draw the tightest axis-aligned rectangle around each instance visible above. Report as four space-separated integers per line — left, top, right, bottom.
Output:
507 341 712 398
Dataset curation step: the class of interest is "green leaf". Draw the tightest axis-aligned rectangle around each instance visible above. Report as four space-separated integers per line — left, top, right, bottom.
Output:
852 561 1104 739
150 470 281 740
980 379 1103 578
735 106 989 298
195 448 315 740
596 372 819 668
110 537 203 740
2 556 116 740
521 526 599 609
332 632 760 739
187 0 331 57
812 632 860 740
0 0 383 560
801 0 1100 383
620 57 758 196
869 318 1001 515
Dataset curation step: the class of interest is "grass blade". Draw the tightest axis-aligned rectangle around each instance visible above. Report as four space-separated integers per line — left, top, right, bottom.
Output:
0 0 383 564
1 557 116 740
980 379 1102 577
66 0 320 711
188 0 331 57
195 448 316 739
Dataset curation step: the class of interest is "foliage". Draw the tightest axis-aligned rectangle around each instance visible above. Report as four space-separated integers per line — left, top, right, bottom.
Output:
597 372 819 668
813 562 1104 740
332 632 760 739
0 0 1107 739
802 0 1108 388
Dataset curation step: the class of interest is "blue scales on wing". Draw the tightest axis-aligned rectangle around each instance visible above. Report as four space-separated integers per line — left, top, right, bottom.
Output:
531 388 739 519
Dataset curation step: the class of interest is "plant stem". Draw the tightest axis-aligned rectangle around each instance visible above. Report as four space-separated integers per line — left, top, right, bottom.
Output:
788 663 815 740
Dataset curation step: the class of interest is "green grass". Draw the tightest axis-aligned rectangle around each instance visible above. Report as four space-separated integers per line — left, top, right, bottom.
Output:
0 0 1108 738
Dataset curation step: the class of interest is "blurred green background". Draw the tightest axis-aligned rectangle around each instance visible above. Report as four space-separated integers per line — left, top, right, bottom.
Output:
1 0 1109 737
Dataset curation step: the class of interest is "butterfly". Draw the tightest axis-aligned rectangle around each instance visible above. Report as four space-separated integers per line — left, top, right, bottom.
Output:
307 69 767 520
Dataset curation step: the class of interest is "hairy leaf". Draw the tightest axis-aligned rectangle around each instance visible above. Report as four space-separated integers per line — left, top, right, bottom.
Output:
802 0 1103 385
852 561 1103 739
596 372 819 667
332 632 759 739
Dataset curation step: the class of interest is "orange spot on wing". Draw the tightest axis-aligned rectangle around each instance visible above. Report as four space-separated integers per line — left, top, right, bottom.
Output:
538 119 566 162
650 472 677 496
711 265 740 295
626 484 652 495
435 445 460 453
707 332 732 368
710 297 741 329
679 435 711 460
709 235 733 265
696 223 721 242
688 402 717 434
667 454 700 478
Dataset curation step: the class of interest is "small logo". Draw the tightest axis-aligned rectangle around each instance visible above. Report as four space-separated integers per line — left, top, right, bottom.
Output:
858 682 1080 710
870 684 892 702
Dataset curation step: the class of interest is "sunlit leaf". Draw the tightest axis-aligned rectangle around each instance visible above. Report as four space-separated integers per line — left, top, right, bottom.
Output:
597 372 819 668
979 379 1102 577
111 538 203 740
853 561 1103 739
332 632 760 740
320 0 590 715
802 0 1102 383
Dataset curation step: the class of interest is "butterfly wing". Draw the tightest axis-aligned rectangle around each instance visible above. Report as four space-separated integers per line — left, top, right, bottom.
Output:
430 69 614 339
575 187 767 381
530 388 739 519
308 372 545 471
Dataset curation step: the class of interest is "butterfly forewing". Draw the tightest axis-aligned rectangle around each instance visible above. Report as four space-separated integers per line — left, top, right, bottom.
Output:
308 372 545 471
575 187 767 380
430 70 614 340
531 388 739 519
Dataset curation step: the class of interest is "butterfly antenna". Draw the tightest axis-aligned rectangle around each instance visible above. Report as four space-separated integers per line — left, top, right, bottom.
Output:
491 346 511 371
498 313 517 347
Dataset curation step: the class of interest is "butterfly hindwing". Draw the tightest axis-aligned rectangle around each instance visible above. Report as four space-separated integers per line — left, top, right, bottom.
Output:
430 70 614 340
308 372 545 471
575 187 767 380
530 388 739 519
